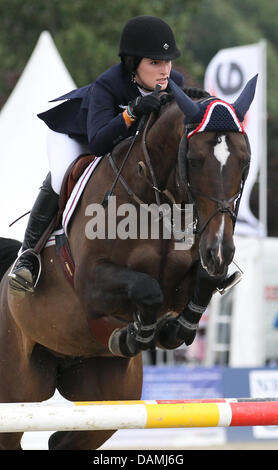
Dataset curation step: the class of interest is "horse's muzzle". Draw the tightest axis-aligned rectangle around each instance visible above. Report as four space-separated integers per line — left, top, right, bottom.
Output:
200 239 235 277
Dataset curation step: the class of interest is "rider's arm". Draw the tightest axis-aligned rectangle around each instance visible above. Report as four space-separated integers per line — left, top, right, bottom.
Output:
87 81 136 157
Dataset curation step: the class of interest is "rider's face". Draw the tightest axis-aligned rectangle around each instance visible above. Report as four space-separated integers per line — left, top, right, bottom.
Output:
135 58 172 91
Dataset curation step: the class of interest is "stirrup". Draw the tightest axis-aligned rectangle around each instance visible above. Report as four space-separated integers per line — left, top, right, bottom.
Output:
8 249 42 293
216 270 242 296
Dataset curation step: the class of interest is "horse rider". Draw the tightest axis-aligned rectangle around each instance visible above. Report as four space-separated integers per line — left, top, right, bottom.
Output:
8 16 240 345
8 16 183 291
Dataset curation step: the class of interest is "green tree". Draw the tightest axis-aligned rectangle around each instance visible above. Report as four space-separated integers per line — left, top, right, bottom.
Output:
0 0 197 103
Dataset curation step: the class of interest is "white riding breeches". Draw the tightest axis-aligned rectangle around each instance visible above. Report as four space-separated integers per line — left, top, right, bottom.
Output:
46 129 90 194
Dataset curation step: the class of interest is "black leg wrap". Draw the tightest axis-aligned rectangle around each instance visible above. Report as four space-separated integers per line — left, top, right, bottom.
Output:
108 318 157 357
177 301 205 345
133 316 156 350
157 262 241 351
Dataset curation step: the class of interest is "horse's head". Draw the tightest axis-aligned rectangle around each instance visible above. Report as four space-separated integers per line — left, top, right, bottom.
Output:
170 75 257 277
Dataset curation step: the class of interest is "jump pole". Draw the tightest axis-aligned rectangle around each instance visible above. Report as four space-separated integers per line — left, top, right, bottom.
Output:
0 398 278 433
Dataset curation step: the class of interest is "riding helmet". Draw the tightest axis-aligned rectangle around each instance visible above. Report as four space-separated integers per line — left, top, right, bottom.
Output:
119 16 181 61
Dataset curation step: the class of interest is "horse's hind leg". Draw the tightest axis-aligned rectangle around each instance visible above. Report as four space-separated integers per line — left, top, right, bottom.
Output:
0 433 23 451
49 354 143 450
0 303 57 450
48 430 116 451
0 344 57 450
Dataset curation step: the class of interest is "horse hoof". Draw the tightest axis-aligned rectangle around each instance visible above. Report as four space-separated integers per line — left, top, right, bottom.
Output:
156 319 184 350
156 313 198 349
108 327 139 357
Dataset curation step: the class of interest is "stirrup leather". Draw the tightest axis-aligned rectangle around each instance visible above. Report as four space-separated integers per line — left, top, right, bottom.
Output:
8 249 42 293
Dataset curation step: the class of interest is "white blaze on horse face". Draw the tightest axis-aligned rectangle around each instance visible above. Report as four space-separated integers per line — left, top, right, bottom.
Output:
213 136 230 263
213 135 230 171
216 215 225 264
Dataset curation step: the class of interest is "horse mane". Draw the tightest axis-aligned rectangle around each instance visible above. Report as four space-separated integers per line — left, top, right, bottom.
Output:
160 87 211 111
147 87 211 137
183 87 211 100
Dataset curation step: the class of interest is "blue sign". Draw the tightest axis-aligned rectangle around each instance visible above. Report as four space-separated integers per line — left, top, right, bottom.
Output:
142 366 223 400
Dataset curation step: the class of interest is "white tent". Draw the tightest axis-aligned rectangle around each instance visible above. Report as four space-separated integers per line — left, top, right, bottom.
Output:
0 31 76 242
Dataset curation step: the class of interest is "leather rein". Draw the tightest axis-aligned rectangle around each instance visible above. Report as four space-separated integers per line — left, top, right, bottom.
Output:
107 112 177 208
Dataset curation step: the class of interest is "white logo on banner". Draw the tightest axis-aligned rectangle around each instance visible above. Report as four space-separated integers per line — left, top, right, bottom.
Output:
249 370 278 438
204 41 267 237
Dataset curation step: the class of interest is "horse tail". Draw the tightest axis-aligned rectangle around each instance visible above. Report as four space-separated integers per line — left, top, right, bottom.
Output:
0 237 21 281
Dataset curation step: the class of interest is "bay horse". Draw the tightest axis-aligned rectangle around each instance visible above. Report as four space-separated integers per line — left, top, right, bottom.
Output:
0 75 257 450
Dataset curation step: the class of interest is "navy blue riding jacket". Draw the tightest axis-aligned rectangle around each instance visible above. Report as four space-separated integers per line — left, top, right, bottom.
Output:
38 63 184 157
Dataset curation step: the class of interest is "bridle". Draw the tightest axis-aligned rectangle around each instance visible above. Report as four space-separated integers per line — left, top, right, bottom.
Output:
178 128 250 236
105 102 250 239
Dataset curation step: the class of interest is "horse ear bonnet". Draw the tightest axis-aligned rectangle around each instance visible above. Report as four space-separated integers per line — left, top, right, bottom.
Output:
186 100 245 138
169 74 258 137
232 74 258 121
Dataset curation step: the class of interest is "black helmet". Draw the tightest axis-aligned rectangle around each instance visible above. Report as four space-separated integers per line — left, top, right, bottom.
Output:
119 16 180 61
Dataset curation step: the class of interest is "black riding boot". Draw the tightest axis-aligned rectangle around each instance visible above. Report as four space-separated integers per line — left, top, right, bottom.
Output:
8 173 59 294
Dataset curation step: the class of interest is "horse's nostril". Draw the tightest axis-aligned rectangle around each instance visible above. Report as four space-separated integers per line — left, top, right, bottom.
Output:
207 246 218 262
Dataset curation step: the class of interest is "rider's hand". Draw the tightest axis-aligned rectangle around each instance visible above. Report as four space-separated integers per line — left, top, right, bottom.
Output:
128 94 161 119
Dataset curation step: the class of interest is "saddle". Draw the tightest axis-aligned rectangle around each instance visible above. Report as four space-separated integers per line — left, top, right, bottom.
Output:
40 154 96 288
56 153 95 227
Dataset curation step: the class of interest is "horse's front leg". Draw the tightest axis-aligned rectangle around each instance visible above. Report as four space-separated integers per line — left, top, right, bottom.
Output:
157 261 223 349
156 261 240 349
75 261 163 357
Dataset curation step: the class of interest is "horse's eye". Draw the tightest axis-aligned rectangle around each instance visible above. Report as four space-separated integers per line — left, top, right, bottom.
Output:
187 157 203 169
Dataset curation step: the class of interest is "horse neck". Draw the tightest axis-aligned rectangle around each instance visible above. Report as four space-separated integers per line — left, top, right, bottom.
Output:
145 104 184 190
